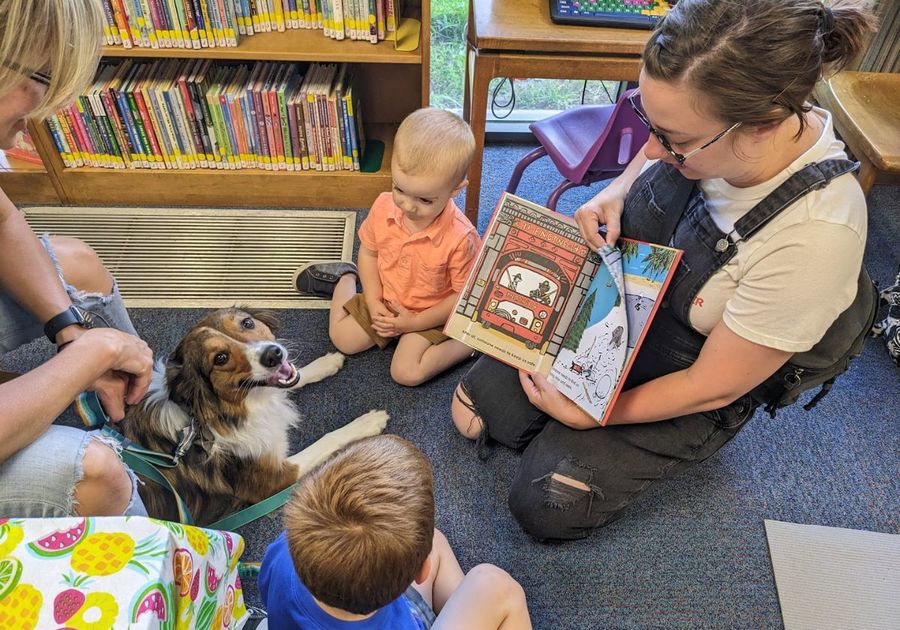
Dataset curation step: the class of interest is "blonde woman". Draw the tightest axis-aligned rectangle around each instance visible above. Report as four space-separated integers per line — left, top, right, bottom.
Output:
0 0 153 517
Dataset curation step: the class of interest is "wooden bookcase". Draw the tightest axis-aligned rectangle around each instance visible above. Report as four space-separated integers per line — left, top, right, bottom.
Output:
1 1 430 208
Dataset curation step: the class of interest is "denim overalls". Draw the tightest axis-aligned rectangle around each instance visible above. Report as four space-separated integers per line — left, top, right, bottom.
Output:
460 159 873 541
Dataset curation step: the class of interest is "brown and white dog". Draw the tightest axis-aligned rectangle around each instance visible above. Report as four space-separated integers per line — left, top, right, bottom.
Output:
120 307 388 525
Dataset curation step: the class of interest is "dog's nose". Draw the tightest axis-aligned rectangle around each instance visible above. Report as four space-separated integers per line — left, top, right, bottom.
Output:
260 345 284 368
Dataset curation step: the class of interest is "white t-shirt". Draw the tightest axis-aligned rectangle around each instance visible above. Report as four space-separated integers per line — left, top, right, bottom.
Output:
642 107 867 352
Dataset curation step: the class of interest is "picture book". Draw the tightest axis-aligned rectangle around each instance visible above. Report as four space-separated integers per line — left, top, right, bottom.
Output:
444 192 682 425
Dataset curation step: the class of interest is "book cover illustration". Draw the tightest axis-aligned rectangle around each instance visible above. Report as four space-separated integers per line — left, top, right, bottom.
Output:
445 193 601 374
445 192 682 425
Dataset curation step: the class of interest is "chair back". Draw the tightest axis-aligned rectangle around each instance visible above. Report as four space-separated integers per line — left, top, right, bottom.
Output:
532 89 649 185
580 89 649 183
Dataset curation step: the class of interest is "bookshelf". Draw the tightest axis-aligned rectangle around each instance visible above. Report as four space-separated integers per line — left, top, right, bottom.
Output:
1 1 430 209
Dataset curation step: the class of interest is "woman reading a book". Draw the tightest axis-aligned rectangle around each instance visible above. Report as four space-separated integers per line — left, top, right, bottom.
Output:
451 0 876 541
0 0 153 518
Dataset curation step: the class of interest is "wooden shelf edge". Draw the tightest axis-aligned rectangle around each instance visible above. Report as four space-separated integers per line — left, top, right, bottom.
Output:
0 170 62 204
102 29 422 64
55 125 396 208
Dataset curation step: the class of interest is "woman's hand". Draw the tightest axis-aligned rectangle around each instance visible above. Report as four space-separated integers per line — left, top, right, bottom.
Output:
574 185 626 250
518 370 599 430
71 328 153 421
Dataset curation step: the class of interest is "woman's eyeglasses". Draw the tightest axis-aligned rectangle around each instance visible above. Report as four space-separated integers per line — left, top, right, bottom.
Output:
627 89 741 165
0 60 51 87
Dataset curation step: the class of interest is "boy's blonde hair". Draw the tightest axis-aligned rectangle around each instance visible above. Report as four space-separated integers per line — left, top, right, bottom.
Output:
0 0 104 119
393 107 475 186
284 435 435 615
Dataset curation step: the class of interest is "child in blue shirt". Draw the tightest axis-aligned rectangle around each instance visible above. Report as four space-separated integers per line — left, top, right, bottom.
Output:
259 435 532 629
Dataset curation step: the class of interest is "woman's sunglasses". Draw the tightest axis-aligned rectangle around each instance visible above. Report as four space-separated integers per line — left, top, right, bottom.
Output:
1 60 52 87
627 89 741 165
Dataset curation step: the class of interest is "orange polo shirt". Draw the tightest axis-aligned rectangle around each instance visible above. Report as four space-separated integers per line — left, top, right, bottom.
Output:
358 192 480 312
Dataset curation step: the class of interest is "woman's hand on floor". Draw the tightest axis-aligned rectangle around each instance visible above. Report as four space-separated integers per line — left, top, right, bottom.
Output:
518 371 598 430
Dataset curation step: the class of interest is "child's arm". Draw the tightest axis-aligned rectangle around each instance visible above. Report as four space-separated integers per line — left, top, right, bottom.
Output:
358 244 393 320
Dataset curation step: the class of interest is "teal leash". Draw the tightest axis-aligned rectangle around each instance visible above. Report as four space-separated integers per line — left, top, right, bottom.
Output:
77 391 297 531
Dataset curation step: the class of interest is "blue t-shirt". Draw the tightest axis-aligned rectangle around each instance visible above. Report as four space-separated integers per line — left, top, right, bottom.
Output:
259 533 427 630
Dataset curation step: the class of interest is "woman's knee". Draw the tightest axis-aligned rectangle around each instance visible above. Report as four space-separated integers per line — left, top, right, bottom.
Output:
451 383 483 439
508 467 614 541
76 440 133 515
49 236 113 295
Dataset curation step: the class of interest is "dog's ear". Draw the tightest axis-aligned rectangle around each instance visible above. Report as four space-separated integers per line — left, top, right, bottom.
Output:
165 343 221 425
242 307 280 334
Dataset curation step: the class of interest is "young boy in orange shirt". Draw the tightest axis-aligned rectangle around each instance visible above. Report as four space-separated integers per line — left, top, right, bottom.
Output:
294 108 480 386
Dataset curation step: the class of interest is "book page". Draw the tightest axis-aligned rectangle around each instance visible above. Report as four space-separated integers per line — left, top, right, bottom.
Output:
549 240 682 424
548 246 628 421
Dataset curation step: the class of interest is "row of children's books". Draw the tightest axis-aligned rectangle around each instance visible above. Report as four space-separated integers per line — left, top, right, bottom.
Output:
101 0 403 48
46 60 366 172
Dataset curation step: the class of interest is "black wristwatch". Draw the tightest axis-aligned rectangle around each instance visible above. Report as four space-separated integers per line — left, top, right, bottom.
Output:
44 306 94 344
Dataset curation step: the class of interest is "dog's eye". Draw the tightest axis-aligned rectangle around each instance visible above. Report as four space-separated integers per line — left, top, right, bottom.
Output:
241 318 255 329
213 352 229 366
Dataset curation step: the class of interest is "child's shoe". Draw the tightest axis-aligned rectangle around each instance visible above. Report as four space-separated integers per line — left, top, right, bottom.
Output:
293 261 358 297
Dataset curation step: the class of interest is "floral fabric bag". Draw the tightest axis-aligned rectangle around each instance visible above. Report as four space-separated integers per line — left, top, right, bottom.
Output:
0 516 249 629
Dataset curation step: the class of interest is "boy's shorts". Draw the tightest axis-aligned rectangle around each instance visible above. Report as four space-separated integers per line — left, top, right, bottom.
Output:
343 294 449 349
403 585 436 629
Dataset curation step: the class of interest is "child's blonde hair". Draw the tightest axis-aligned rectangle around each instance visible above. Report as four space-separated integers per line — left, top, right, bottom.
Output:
393 107 476 186
284 435 435 615
0 0 104 119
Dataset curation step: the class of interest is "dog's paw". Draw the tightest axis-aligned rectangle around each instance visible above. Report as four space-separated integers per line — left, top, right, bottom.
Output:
347 409 390 438
294 352 346 388
318 351 346 374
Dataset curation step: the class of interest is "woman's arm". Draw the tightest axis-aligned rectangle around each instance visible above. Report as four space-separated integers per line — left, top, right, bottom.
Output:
0 189 75 333
574 145 649 249
0 328 153 462
521 320 791 429
607 321 792 425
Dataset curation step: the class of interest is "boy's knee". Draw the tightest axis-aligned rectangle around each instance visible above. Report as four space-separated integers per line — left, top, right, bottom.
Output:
49 236 113 295
467 564 525 603
78 440 133 513
390 361 426 387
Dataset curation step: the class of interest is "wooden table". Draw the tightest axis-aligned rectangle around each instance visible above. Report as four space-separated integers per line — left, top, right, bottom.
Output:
463 0 650 222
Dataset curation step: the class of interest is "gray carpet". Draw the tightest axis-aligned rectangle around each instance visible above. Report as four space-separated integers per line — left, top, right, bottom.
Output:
2 144 898 629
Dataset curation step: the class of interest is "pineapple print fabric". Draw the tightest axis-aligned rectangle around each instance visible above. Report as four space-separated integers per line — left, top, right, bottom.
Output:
0 516 249 629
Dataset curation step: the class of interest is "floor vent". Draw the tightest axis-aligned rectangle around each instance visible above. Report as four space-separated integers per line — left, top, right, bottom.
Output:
23 207 356 309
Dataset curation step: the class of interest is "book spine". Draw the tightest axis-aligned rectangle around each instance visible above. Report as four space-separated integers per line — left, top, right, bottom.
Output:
344 86 359 170
385 0 395 32
99 0 119 45
136 77 170 168
127 73 157 167
375 0 384 40
100 84 132 167
46 116 74 167
112 81 145 166
276 76 294 170
76 101 102 167
302 82 319 170
149 79 182 168
56 111 82 167
205 81 226 167
56 110 83 167
239 89 257 168
166 81 198 168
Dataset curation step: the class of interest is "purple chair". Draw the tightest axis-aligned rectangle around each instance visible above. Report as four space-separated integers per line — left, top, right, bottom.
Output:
506 89 649 211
